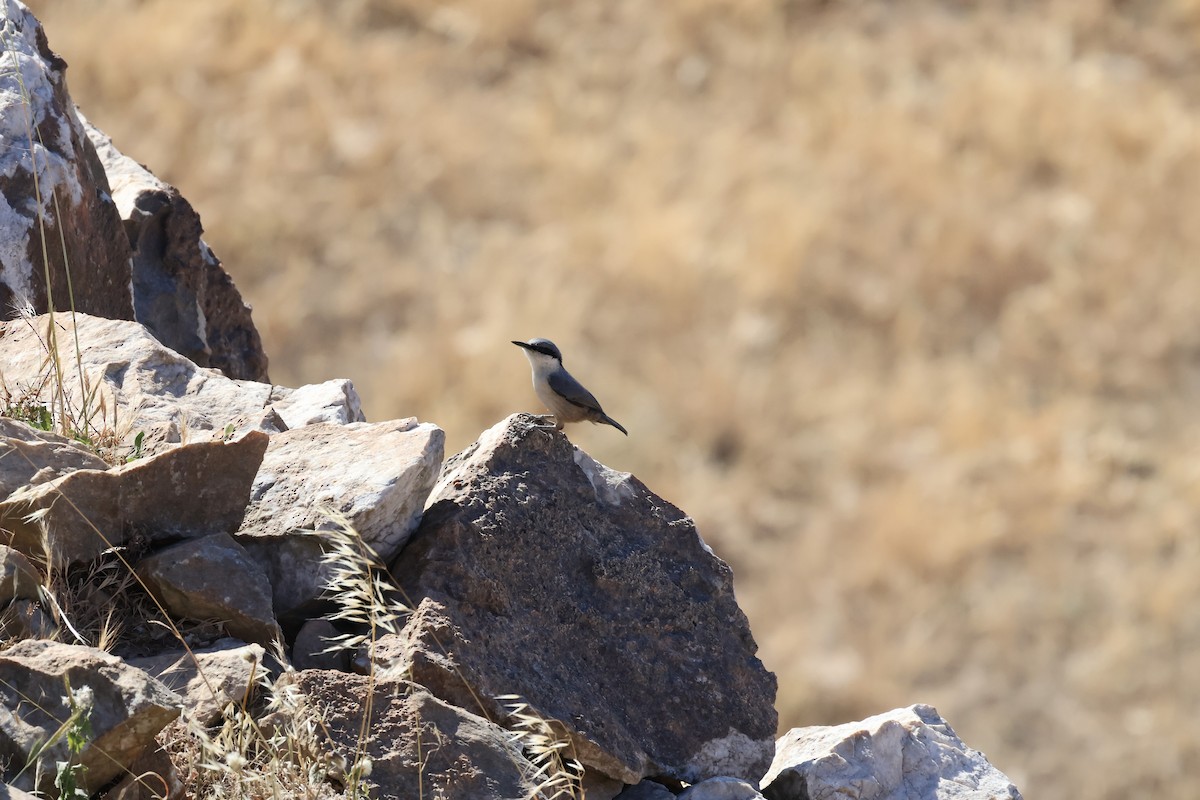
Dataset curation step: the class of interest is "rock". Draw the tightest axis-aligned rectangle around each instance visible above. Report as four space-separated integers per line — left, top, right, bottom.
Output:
679 777 764 799
0 313 274 455
292 619 349 672
0 640 180 796
128 638 265 726
101 742 184 800
0 598 56 641
388 414 777 786
0 0 134 322
0 313 367 456
236 419 443 619
0 546 40 602
0 418 109 500
761 705 1024 800
0 432 268 567
584 770 629 800
270 379 366 428
271 670 538 799
82 116 268 383
136 534 280 647
617 781 677 799
0 783 40 799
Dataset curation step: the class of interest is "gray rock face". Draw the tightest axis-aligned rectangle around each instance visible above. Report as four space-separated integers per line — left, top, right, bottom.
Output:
269 379 366 428
0 640 180 795
389 413 777 786
0 313 274 456
128 638 266 725
680 777 765 799
0 0 134 322
83 117 268 383
0 545 40 602
236 418 444 618
0 313 361 457
274 671 537 799
761 705 1024 800
0 418 109 500
136 534 281 646
0 432 268 566
0 597 56 641
617 781 677 800
292 618 349 671
0 782 40 799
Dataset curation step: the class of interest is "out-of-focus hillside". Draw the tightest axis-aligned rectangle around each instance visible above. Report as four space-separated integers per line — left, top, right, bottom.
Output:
27 0 1200 796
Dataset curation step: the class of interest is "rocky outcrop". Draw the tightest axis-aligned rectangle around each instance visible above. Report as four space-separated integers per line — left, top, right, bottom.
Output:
0 640 180 796
0 5 1028 799
83 118 268 383
386 413 778 786
236 418 444 618
0 432 268 566
0 0 268 381
761 705 1024 800
0 0 133 323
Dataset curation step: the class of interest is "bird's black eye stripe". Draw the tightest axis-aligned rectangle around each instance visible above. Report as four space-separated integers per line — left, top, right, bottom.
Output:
533 344 556 357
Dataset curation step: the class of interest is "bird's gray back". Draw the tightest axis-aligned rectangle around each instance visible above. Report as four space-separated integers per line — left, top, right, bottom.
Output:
548 368 605 413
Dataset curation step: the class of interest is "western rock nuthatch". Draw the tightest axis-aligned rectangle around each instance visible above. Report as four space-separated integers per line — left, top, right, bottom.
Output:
512 338 628 435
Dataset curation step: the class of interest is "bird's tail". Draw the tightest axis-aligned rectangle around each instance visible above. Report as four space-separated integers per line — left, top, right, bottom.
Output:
600 414 628 436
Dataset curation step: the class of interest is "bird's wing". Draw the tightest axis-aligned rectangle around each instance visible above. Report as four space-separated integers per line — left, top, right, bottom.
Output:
548 369 605 413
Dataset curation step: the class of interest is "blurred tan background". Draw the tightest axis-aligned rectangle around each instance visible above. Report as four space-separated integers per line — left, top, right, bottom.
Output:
27 0 1200 796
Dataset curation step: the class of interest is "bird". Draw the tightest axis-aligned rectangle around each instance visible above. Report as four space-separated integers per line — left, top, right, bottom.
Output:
512 338 628 435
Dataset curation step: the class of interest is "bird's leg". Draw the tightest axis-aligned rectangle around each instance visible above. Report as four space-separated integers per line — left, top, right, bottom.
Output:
530 413 558 429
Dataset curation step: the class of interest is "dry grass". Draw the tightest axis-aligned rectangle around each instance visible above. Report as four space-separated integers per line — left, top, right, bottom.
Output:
24 0 1200 796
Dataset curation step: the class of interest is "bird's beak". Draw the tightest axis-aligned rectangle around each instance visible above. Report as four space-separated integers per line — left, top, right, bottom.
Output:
512 340 531 350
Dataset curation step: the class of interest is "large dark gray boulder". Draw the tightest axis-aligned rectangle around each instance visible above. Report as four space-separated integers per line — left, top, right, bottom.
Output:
387 413 777 786
83 118 269 382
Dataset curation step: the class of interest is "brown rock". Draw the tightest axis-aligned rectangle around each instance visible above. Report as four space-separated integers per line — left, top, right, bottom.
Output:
137 534 281 647
128 638 266 725
0 432 268 567
101 743 184 800
0 419 108 500
0 3 133 322
388 413 777 786
0 640 180 796
272 670 537 799
83 117 268 382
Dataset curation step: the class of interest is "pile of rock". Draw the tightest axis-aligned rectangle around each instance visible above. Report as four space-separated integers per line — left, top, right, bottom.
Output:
0 2 1024 799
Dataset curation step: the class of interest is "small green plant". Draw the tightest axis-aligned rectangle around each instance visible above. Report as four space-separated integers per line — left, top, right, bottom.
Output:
125 430 145 462
54 681 93 798
10 678 95 797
